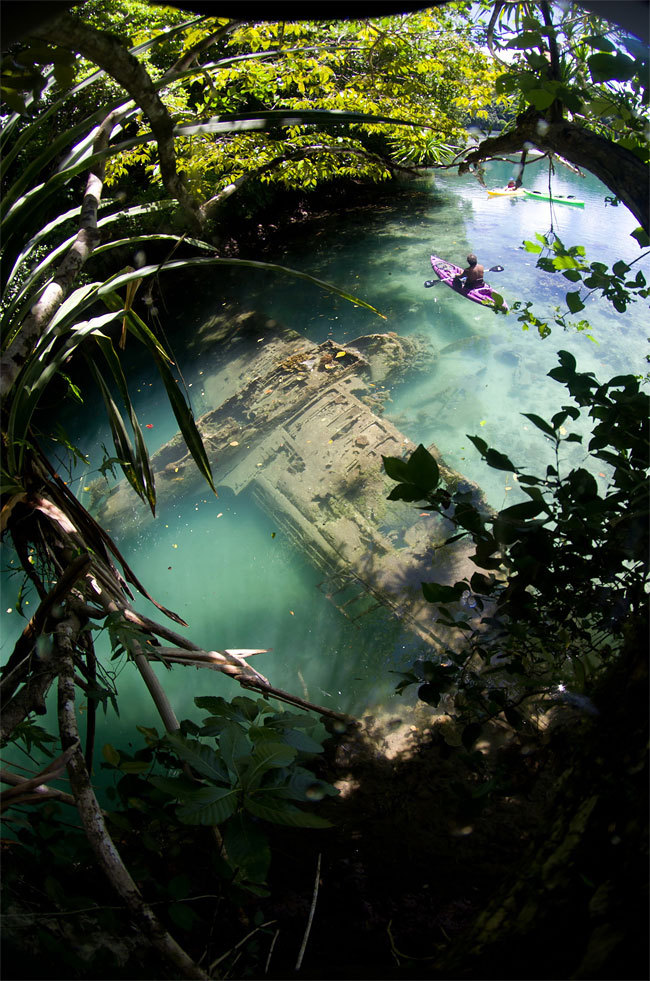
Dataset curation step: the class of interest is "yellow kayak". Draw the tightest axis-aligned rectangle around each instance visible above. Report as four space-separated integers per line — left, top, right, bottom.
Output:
487 187 525 198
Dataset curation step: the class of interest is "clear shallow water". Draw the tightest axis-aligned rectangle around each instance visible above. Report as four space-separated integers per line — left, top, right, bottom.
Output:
2 158 648 763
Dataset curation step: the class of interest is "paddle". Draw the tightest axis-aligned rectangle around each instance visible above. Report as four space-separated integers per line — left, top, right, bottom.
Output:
424 264 503 287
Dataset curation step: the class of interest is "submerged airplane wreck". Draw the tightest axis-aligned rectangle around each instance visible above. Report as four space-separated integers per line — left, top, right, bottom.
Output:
96 309 489 651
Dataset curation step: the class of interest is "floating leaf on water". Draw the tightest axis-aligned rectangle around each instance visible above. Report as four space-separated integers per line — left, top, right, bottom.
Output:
230 440 239 446
172 544 178 548
217 512 223 518
480 420 486 426
336 351 346 358
289 610 295 616
146 424 154 429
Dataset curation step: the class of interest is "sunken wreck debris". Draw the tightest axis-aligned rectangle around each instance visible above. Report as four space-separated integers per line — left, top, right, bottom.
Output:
96 317 489 650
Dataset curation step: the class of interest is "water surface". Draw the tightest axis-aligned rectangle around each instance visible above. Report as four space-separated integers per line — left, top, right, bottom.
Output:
2 158 647 759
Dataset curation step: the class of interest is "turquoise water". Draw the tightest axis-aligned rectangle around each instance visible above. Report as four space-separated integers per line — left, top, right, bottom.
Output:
2 157 648 766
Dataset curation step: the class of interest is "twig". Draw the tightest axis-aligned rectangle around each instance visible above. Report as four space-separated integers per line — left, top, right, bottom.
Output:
210 919 277 972
56 617 209 980
295 852 321 972
265 928 280 975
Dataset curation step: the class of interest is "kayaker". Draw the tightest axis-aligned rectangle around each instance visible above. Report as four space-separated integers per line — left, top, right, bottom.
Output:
453 254 484 291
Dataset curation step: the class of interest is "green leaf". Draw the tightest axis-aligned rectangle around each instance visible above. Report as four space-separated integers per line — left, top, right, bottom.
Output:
149 775 198 799
164 732 229 783
525 88 557 110
119 761 150 774
169 902 196 932
421 582 463 604
102 744 120 767
584 35 615 53
281 728 325 755
223 813 271 883
566 291 585 314
176 785 239 825
485 448 516 472
386 483 426 502
499 501 547 520
466 434 488 457
588 52 637 83
631 227 650 248
406 444 440 492
244 798 332 828
521 412 556 437
382 455 410 482
219 723 252 780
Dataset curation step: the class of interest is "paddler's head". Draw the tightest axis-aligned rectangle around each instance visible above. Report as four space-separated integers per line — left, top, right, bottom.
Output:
467 254 477 266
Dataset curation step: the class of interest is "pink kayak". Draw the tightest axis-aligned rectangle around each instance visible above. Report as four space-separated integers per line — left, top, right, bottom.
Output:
429 255 507 310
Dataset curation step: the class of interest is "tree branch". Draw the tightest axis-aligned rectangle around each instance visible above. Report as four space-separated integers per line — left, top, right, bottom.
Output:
0 110 115 399
458 112 649 232
30 12 202 232
56 624 209 981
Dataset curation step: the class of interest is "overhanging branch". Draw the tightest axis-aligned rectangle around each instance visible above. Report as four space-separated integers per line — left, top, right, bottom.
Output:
459 113 649 233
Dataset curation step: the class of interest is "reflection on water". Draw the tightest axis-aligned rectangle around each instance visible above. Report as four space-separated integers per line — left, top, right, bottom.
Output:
2 160 648 763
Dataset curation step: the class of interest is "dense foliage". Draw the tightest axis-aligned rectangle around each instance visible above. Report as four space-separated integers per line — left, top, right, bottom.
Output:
384 352 649 736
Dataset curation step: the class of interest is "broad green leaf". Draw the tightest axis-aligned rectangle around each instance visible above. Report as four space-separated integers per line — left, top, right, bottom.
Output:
219 723 252 781
406 444 440 492
119 761 150 774
242 743 298 793
485 448 516 472
499 501 548 519
525 88 557 110
382 455 410 482
631 227 650 248
244 798 332 828
566 291 585 314
386 483 426 503
176 785 239 825
584 35 615 53
223 813 271 883
466 434 488 456
281 728 325 755
149 774 198 798
588 52 637 84
421 582 463 604
164 732 229 783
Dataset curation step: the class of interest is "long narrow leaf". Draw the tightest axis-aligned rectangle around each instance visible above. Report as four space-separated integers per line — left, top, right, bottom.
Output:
6 232 186 341
6 310 123 475
94 335 157 513
97 256 386 318
87 357 152 511
4 201 175 297
150 345 216 495
173 107 436 138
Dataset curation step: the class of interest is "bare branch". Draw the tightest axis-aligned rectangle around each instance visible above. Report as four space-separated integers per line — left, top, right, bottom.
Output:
56 623 209 981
